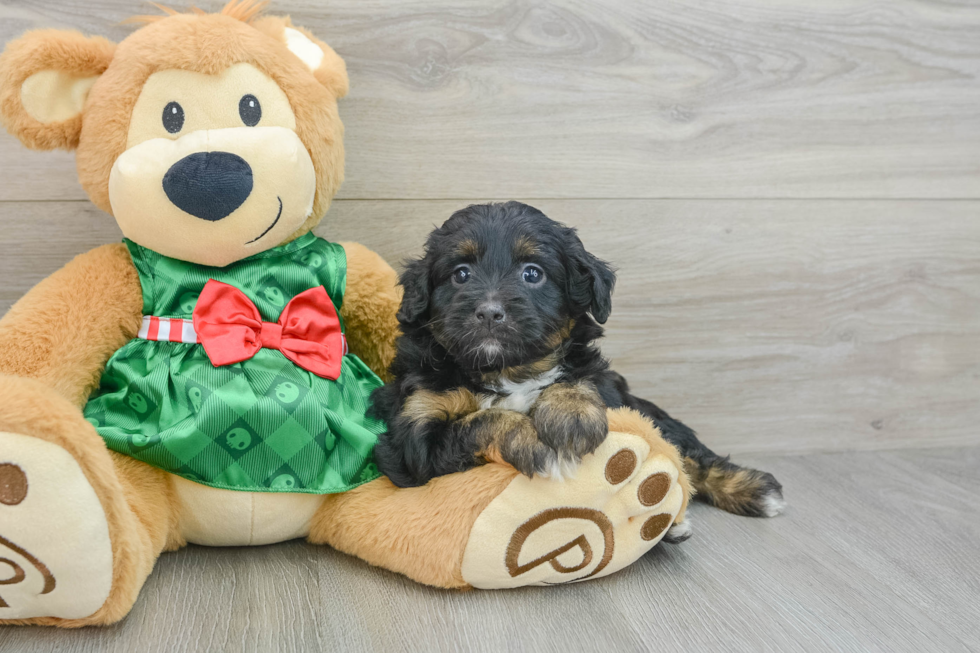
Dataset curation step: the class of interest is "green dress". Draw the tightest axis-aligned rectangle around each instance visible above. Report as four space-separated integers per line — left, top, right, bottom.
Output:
83 233 385 493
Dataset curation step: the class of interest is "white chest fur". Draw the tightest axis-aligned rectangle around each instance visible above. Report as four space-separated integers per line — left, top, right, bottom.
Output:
480 366 563 414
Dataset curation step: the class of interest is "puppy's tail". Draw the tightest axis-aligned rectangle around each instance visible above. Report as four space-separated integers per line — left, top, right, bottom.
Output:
683 454 785 518
612 373 785 518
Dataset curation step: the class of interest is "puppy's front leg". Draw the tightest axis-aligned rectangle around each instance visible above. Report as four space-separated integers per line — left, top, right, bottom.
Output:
374 388 485 487
458 408 561 480
530 381 608 473
376 389 556 486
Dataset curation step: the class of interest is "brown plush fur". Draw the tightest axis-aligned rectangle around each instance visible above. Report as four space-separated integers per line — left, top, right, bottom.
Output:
310 463 519 589
0 243 143 406
0 375 181 626
0 29 115 150
338 242 402 381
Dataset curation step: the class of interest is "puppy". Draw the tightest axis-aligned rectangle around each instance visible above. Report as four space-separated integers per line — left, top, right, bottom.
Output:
371 202 785 521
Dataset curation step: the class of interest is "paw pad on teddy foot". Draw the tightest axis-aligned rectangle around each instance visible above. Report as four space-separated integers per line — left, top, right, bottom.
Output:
0 432 113 620
460 430 686 588
604 452 676 542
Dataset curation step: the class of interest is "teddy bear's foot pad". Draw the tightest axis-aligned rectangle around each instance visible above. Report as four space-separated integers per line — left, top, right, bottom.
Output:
461 429 685 588
0 431 113 620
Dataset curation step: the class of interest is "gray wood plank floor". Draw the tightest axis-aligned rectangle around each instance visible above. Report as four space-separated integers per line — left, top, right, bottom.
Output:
1 446 977 653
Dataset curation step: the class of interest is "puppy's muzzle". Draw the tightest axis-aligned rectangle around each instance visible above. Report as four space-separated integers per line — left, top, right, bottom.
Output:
475 300 506 329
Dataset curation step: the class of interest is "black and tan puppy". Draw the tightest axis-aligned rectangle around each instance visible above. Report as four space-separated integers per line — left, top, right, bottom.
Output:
371 202 785 519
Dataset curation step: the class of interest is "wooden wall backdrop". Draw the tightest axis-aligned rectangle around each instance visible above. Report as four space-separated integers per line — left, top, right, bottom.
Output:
1 0 978 461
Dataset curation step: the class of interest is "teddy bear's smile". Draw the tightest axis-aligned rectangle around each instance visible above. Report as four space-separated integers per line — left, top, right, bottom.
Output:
246 196 284 244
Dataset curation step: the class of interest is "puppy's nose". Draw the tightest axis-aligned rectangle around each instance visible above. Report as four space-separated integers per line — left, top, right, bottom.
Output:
475 301 506 328
163 152 253 221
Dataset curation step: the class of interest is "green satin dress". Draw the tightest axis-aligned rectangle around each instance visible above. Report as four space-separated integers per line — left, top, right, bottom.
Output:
83 234 384 493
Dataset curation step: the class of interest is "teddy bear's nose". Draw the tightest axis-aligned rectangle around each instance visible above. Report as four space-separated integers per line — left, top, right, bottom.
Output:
162 151 253 222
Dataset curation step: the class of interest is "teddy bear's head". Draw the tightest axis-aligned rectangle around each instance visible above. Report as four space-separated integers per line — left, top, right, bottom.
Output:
0 0 348 267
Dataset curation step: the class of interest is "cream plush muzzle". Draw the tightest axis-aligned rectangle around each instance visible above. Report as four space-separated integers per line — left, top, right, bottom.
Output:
109 126 316 267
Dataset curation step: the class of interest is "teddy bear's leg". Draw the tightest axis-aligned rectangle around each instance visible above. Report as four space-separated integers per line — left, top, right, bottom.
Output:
309 407 690 589
0 375 182 626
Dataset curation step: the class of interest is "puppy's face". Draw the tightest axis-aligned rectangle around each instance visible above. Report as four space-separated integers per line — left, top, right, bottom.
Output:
399 202 615 371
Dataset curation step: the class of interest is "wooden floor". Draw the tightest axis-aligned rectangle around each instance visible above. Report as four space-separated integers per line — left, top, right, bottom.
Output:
0 447 977 652
1 0 979 651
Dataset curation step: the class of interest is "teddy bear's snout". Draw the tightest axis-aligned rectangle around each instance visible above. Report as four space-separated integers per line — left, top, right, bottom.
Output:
162 151 254 222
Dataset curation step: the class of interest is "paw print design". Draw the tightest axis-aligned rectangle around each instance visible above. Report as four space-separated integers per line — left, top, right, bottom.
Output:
127 393 148 414
0 432 113 619
225 428 252 451
270 474 296 490
0 464 56 610
262 287 285 307
460 420 688 588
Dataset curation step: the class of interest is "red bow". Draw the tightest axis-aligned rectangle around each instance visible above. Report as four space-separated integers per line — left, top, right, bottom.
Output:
193 280 346 380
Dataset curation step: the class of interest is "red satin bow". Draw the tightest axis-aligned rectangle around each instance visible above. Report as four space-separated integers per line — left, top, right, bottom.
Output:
193 279 346 380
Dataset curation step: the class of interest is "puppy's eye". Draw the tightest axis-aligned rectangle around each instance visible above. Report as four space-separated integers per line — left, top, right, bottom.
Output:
239 94 261 127
162 102 184 134
452 265 471 285
522 264 545 285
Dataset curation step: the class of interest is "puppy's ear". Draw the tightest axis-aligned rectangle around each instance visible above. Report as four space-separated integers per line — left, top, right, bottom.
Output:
397 258 432 325
563 229 616 324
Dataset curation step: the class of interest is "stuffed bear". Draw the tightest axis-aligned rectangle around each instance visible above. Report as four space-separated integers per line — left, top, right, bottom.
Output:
0 1 690 626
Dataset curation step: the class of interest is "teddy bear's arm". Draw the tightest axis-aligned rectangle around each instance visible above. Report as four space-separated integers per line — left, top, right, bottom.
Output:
339 242 402 382
0 243 143 406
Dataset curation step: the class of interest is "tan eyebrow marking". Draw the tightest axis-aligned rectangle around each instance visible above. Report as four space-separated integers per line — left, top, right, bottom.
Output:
457 239 481 257
514 235 539 258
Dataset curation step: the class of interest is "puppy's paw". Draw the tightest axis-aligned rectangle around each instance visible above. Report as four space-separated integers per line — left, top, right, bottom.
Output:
531 382 608 465
469 409 558 480
496 423 569 481
662 517 693 544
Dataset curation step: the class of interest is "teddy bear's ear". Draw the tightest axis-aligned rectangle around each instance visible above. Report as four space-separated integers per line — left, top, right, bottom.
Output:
0 29 115 151
253 17 349 98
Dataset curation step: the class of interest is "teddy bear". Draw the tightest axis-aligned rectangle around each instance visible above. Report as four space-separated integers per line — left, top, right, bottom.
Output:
0 1 690 626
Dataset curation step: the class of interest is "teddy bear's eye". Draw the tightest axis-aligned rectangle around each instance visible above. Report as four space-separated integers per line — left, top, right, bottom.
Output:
239 94 261 127
162 101 184 134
